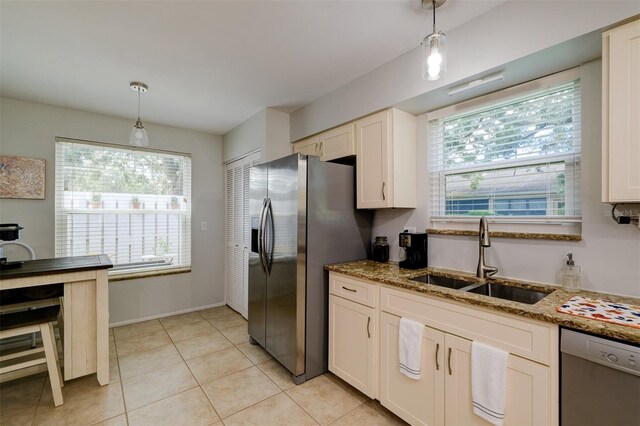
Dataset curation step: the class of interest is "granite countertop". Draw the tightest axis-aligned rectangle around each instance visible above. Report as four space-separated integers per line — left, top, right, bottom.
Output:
0 254 113 279
325 260 640 344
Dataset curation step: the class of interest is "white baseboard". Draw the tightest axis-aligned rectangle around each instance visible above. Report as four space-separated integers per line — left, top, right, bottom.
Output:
109 302 227 328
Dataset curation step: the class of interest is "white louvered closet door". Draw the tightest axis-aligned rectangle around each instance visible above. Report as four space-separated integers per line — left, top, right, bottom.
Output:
225 167 236 315
224 152 261 318
233 166 243 313
242 161 251 315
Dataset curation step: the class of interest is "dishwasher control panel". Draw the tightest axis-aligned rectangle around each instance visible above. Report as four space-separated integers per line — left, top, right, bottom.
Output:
561 328 640 376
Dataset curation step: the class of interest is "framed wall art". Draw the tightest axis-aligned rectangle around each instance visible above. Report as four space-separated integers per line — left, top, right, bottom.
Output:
0 155 46 199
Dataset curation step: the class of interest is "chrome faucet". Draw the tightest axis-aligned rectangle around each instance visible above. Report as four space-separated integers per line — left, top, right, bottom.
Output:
477 217 498 278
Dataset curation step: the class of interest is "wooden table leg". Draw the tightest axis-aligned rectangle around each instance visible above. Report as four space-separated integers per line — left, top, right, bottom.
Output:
96 270 109 386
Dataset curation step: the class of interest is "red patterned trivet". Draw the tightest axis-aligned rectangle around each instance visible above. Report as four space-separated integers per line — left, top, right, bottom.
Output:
557 295 640 329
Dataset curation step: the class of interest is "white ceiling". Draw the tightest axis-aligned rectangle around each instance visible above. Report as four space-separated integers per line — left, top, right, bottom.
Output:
1 0 505 135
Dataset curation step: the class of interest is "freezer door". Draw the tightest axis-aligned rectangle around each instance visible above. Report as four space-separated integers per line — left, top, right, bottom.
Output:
265 154 306 376
304 157 372 379
248 163 268 347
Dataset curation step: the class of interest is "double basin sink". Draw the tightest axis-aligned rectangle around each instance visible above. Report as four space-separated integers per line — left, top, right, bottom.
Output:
410 274 550 305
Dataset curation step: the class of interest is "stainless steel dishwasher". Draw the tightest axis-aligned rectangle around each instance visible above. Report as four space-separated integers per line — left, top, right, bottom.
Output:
561 328 640 425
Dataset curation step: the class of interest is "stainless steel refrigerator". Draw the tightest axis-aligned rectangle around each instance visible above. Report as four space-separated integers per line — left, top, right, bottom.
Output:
248 153 371 384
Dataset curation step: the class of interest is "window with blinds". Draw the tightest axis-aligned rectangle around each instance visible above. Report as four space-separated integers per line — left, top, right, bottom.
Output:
55 138 192 274
428 69 581 226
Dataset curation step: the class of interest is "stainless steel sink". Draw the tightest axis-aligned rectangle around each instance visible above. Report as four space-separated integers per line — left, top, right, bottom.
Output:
410 274 476 290
467 283 550 305
410 274 551 305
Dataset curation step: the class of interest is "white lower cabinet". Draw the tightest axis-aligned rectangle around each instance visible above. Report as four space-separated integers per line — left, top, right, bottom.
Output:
329 294 377 398
380 312 553 426
328 272 559 426
380 312 444 425
328 273 378 398
443 332 552 426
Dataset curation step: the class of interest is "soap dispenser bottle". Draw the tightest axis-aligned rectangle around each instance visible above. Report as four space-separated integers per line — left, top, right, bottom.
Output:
561 253 581 291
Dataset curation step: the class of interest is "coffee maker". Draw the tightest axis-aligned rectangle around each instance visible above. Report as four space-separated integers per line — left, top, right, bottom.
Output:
399 232 428 269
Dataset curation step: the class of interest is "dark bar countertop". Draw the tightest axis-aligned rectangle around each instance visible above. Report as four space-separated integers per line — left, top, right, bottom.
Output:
0 255 113 279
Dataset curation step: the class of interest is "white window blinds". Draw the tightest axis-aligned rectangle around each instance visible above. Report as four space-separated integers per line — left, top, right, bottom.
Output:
55 139 192 274
428 70 581 225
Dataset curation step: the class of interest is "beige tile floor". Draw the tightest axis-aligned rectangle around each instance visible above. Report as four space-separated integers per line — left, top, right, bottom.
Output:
1 306 406 426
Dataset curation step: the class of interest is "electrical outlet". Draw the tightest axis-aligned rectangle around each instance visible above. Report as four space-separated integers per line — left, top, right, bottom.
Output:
404 226 417 233
201 221 208 231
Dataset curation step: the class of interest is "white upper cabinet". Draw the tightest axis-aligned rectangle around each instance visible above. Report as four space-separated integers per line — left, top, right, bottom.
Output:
356 109 416 209
292 123 356 161
602 19 640 203
318 123 356 161
292 135 320 157
292 108 417 209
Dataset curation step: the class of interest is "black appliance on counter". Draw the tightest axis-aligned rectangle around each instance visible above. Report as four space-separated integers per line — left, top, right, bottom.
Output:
0 223 23 242
399 232 428 269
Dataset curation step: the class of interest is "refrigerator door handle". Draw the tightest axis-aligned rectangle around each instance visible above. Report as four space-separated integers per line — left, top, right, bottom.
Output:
264 197 274 275
258 198 268 274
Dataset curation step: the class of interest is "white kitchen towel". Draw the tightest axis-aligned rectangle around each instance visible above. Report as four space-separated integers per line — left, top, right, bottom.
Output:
398 317 423 380
471 341 509 426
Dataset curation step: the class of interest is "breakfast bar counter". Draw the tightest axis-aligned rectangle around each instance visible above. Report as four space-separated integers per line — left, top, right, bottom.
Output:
1 254 113 384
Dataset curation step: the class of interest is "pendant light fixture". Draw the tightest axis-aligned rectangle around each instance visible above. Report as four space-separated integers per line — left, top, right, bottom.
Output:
421 0 447 81
129 82 149 147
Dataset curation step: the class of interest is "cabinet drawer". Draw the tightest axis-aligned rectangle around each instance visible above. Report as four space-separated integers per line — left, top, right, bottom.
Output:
380 286 556 365
329 274 377 308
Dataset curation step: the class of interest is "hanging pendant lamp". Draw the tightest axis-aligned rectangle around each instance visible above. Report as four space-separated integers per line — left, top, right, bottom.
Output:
129 82 149 147
421 0 447 81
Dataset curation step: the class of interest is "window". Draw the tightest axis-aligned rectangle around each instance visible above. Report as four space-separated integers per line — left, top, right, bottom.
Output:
55 139 192 274
428 69 581 228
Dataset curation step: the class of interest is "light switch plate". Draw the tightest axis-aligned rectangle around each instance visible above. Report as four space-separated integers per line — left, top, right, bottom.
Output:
404 226 417 233
201 222 208 231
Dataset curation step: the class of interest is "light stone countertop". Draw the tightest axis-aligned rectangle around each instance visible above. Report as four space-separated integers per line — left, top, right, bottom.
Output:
325 260 640 344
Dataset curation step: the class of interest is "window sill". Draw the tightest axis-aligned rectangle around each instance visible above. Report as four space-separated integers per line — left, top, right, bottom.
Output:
108 267 191 282
426 228 581 242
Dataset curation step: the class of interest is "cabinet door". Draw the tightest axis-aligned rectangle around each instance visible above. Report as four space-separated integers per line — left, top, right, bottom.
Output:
444 334 554 426
379 312 445 426
329 295 377 398
356 110 391 208
604 19 640 202
320 123 355 161
293 136 320 157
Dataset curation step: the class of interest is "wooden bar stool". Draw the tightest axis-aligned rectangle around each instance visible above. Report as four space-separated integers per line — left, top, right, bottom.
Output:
0 284 64 352
0 305 64 406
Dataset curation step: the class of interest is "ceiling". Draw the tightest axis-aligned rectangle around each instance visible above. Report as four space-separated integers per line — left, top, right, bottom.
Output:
0 0 505 135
